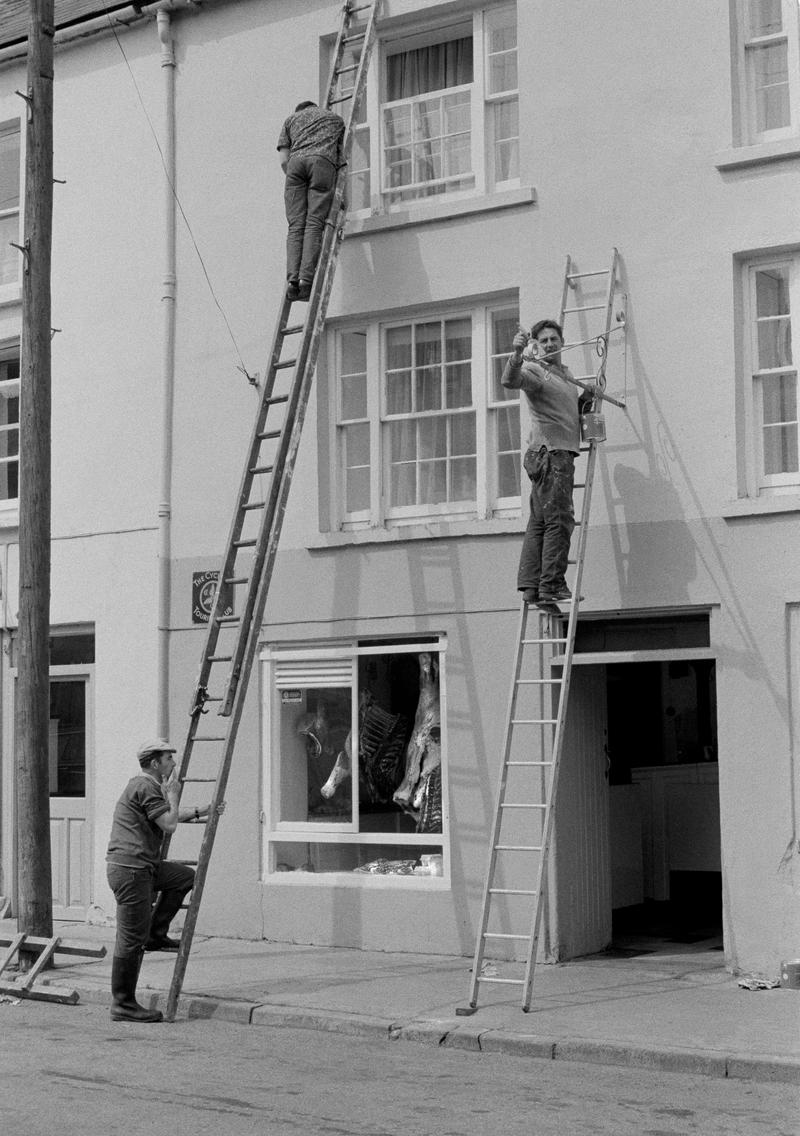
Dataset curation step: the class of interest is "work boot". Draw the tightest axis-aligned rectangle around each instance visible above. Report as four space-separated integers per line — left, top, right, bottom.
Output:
110 954 163 1023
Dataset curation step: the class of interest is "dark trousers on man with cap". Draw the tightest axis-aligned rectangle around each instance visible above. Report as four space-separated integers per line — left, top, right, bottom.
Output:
107 860 195 1022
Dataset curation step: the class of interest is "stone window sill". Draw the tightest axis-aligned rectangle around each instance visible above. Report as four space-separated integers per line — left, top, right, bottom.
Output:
715 138 800 171
308 516 525 549
721 495 800 518
343 186 536 237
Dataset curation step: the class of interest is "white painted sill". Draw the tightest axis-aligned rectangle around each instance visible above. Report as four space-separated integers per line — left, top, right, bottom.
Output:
343 185 536 237
715 138 800 171
721 495 800 518
263 871 449 889
308 516 525 549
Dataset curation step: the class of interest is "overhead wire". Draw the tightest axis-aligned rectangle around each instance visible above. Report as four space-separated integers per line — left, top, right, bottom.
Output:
102 6 255 385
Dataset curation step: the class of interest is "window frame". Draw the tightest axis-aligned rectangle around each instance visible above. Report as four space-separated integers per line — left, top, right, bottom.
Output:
0 118 22 301
0 339 20 517
328 297 522 531
261 636 449 884
742 255 800 494
734 0 800 146
338 3 519 217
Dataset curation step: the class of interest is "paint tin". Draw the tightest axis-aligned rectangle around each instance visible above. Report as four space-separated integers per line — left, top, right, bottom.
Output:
780 959 800 988
581 412 607 443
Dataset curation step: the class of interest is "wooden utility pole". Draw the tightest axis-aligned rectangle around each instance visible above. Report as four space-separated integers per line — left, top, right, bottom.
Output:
15 0 54 942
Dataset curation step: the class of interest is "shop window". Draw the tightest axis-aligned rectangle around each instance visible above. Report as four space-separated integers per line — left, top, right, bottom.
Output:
334 4 518 214
330 298 520 529
263 637 446 879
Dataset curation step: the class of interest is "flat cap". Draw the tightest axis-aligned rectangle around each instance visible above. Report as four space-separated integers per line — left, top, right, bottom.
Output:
137 738 177 762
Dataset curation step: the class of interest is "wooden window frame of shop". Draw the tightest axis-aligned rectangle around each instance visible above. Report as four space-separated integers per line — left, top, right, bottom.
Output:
259 635 450 887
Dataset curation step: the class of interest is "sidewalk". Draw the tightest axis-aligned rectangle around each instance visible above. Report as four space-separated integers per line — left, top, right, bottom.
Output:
3 918 798 1084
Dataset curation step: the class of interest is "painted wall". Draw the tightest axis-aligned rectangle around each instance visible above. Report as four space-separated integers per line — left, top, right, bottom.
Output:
0 0 797 973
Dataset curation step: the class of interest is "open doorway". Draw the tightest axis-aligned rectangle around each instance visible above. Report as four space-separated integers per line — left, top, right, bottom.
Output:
606 658 722 956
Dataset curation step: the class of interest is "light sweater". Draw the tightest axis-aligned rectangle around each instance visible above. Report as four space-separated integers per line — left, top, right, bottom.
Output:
501 356 586 454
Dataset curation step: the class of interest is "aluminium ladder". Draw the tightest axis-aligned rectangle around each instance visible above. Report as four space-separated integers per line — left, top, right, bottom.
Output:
159 0 381 1023
459 252 623 1014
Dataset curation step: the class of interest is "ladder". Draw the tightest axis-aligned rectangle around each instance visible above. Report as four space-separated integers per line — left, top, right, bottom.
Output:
459 252 622 1014
159 0 381 1023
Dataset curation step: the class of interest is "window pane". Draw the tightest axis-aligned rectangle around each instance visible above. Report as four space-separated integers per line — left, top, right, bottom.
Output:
49 681 86 797
419 458 447 503
756 267 790 316
492 99 519 181
450 456 476 500
341 328 366 374
753 42 790 132
0 128 20 211
386 36 473 100
286 688 353 823
749 0 782 36
390 418 417 462
386 370 412 414
0 215 19 287
341 373 367 420
497 451 521 498
415 366 441 410
418 415 447 460
763 423 799 473
757 318 792 368
445 317 471 361
391 460 416 506
345 464 370 513
450 411 476 456
445 362 472 408
416 322 441 367
762 372 797 424
496 403 520 452
387 325 412 369
491 307 521 400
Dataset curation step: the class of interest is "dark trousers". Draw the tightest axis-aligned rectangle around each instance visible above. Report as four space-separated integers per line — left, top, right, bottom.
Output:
107 860 195 960
517 446 576 595
284 153 337 283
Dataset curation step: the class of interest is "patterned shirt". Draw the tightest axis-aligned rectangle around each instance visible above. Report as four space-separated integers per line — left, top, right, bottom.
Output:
277 106 345 164
106 773 169 869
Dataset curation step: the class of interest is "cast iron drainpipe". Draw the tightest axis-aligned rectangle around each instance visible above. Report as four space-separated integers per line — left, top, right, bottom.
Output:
156 6 177 737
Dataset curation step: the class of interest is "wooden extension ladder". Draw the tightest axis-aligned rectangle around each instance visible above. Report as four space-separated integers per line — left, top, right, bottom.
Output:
0 933 107 1005
159 0 381 1022
458 252 624 1014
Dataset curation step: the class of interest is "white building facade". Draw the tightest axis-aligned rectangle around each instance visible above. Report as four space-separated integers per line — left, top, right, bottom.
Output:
0 0 798 977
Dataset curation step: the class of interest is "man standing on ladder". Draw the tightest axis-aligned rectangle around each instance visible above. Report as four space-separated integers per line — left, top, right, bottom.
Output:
277 100 345 302
503 320 595 609
105 740 223 1023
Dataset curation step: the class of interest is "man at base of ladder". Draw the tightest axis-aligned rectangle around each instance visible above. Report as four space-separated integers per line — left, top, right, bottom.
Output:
502 319 595 609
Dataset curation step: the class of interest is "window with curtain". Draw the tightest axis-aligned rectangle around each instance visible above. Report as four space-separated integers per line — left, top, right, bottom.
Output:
330 298 521 528
339 5 519 214
0 121 21 291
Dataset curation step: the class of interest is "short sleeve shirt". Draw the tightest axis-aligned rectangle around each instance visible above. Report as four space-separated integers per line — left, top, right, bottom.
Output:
106 774 169 869
276 107 345 163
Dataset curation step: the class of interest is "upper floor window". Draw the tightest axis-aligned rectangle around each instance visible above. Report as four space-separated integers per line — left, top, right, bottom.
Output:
0 121 21 294
735 0 800 143
0 345 20 507
338 4 518 214
743 257 799 492
329 299 520 530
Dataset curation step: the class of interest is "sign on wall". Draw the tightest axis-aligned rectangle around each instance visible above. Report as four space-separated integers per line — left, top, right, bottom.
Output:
192 569 233 625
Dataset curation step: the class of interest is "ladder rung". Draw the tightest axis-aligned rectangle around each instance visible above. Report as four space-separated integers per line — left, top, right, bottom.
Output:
347 2 373 11
483 932 529 940
334 63 359 75
507 761 553 767
567 269 609 279
224 577 249 585
182 778 217 783
193 736 227 742
563 304 605 313
216 615 240 624
206 654 232 662
495 845 543 852
234 539 257 548
478 976 525 986
242 501 265 512
516 678 562 685
173 859 199 865
274 359 297 370
522 637 568 645
249 465 274 476
266 394 289 406
511 718 558 725
280 322 305 336
258 430 282 441
500 803 547 809
344 32 365 43
328 93 352 104
489 888 538 896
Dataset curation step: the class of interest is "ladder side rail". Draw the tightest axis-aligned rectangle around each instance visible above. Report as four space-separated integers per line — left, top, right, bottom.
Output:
465 603 532 1008
323 2 357 106
595 247 619 391
559 254 573 327
521 444 598 1008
